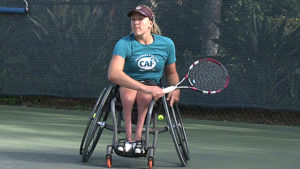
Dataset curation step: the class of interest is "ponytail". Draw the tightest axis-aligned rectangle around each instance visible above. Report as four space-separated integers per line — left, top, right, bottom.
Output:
151 19 161 35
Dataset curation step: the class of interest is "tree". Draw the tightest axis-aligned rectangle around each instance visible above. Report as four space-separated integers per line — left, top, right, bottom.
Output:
201 0 223 56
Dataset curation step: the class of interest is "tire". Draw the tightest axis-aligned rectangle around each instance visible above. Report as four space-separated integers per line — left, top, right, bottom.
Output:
81 85 115 162
173 103 190 160
163 97 190 166
79 87 107 155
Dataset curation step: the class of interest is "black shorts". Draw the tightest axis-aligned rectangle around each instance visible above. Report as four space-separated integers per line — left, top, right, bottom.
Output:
139 80 159 86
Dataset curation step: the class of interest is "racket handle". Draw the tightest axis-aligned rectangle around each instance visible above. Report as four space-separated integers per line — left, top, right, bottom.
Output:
162 86 177 94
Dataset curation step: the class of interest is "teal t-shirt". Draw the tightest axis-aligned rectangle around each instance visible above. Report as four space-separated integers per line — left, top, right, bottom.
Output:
113 33 176 84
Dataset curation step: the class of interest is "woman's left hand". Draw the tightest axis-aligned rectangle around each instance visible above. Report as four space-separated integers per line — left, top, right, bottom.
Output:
166 89 180 107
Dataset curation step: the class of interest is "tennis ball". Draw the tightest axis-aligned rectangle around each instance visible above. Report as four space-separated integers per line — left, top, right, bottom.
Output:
93 113 96 119
158 115 164 121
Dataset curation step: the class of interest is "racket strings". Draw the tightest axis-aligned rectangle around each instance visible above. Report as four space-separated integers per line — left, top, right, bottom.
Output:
188 61 228 92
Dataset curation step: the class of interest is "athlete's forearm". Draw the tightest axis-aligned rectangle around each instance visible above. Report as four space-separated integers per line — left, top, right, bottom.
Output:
166 73 179 86
108 70 149 93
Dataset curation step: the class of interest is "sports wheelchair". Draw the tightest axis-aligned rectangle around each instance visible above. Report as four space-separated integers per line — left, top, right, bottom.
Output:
79 84 190 169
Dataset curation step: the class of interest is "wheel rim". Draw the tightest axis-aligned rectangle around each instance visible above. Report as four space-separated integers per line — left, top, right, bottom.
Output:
163 97 189 166
79 88 107 155
82 85 115 162
172 105 190 164
174 104 190 160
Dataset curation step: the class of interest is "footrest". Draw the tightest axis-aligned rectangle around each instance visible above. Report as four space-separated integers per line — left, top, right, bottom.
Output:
114 139 147 158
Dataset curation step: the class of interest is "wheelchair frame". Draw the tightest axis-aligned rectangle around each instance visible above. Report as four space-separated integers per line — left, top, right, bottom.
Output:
79 84 190 169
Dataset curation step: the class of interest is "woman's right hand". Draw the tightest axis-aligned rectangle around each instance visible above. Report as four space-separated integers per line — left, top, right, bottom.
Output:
145 86 164 101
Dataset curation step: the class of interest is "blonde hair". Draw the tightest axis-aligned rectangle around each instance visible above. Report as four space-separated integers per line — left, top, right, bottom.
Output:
151 20 161 35
142 5 162 35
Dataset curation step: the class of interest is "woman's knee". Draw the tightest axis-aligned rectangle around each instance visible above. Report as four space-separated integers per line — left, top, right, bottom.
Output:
136 92 152 106
120 87 137 105
121 95 136 105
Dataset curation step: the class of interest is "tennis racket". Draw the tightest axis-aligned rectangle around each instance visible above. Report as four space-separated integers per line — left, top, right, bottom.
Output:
163 58 229 94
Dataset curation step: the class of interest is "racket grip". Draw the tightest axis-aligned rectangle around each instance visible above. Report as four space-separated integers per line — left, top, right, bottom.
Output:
162 86 177 94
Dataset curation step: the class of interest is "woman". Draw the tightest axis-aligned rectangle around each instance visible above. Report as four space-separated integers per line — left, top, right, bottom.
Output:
107 5 180 154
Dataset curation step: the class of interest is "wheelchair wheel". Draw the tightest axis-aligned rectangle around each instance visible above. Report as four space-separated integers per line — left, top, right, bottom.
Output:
79 87 107 155
173 103 190 160
81 85 115 162
163 97 190 166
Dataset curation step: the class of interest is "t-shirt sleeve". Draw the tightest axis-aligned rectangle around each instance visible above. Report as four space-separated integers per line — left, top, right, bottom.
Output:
112 38 129 59
166 39 176 65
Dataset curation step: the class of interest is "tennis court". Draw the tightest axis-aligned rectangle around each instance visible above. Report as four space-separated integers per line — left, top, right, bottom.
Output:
1 1 299 169
1 105 300 169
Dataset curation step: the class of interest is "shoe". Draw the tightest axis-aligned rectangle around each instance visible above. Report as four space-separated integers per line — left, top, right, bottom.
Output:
117 145 124 152
118 140 133 152
133 141 144 154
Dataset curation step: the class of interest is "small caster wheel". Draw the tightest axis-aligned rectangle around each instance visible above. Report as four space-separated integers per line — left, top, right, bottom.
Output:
148 157 154 169
106 155 112 168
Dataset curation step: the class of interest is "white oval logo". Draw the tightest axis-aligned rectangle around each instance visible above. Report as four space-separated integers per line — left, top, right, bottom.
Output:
138 57 156 70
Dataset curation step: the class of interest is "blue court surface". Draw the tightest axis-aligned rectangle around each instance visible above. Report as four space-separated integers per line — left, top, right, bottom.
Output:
1 105 300 169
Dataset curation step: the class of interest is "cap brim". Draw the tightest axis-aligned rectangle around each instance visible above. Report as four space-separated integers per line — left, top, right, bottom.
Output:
127 10 147 17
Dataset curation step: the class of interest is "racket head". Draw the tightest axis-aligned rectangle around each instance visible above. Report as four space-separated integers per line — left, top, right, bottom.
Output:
186 58 229 94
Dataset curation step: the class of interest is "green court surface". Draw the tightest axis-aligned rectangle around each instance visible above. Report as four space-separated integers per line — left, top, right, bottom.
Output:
1 105 300 169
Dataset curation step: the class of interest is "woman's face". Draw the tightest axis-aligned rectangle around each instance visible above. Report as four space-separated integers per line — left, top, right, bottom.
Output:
130 12 152 36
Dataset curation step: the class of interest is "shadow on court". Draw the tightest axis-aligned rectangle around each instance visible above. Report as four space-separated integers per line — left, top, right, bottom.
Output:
1 105 300 169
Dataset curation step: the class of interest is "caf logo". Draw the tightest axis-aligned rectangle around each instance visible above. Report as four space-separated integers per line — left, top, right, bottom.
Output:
137 55 157 70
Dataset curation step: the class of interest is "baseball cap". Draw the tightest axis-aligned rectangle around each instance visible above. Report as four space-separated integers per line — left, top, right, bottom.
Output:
127 5 153 21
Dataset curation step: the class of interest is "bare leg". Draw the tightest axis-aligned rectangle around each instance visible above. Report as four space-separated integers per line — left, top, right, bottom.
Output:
134 91 153 141
119 87 137 142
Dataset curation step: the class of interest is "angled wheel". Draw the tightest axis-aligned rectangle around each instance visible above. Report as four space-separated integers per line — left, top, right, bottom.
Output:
79 87 107 155
173 103 190 160
81 84 116 162
163 96 190 166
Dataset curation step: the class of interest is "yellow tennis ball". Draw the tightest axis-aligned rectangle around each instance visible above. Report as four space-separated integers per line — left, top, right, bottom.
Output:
93 113 96 119
158 115 164 120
